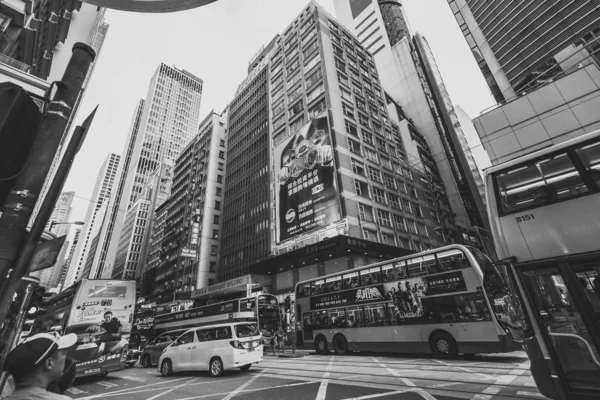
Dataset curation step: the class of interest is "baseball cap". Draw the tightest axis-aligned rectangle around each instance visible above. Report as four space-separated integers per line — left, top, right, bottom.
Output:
4 332 77 378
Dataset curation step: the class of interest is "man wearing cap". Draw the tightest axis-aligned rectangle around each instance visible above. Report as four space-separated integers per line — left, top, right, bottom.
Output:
3 332 77 399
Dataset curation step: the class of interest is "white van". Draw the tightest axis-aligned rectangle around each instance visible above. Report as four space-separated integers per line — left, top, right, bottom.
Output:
158 322 263 377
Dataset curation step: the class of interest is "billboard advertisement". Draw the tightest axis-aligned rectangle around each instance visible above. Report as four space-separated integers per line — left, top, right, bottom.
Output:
274 115 341 242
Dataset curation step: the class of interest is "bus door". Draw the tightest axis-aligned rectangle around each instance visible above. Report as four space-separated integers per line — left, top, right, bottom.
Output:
520 261 600 396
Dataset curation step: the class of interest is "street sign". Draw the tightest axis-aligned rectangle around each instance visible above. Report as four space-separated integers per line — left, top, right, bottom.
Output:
82 0 219 12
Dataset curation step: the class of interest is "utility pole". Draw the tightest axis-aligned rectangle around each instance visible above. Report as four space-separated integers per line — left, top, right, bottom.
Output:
0 43 96 326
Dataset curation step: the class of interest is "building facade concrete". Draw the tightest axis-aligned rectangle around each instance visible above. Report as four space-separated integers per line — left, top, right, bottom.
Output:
97 64 203 279
448 0 600 102
64 153 120 288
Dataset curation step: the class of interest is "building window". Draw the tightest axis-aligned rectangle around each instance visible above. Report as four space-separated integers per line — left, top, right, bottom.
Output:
342 103 354 118
348 138 361 155
372 187 386 204
213 215 220 224
384 174 395 189
351 159 365 175
364 148 378 163
362 131 374 146
215 201 221 210
376 139 386 153
362 228 377 242
407 220 418 234
368 166 382 183
402 198 413 213
220 139 225 147
209 262 216 272
413 203 423 218
208 279 215 286
218 162 224 171
393 214 406 231
354 179 363 196
217 175 223 183
211 245 218 255
216 188 222 196
345 120 358 136
212 230 219 239
218 151 225 159
389 194 401 210
376 209 392 227
358 204 373 221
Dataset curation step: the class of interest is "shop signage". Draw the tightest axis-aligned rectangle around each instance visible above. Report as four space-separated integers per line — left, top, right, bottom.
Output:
424 271 467 295
154 300 240 325
191 276 247 298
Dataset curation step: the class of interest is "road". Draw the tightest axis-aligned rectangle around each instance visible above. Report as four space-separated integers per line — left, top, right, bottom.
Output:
65 351 548 400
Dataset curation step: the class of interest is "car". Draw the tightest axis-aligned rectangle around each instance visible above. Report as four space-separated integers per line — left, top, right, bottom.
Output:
140 329 187 368
158 322 263 377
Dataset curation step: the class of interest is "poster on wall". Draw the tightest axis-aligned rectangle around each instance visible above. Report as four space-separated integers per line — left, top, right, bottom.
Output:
274 115 341 242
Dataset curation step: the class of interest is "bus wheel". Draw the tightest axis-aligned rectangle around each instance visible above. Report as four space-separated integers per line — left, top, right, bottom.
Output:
161 359 173 377
315 336 329 355
430 331 458 359
142 355 151 368
333 335 348 355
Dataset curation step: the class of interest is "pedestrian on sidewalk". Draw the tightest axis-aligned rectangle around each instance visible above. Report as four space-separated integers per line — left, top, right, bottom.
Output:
272 329 280 355
2 332 77 400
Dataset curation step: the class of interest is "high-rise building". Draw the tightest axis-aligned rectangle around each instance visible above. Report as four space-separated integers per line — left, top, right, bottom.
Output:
97 64 203 279
151 111 228 300
333 0 489 247
37 192 75 287
110 160 173 280
447 0 600 102
218 1 449 283
64 153 120 288
143 198 170 298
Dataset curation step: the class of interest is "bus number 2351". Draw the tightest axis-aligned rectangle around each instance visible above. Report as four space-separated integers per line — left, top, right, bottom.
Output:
516 213 535 223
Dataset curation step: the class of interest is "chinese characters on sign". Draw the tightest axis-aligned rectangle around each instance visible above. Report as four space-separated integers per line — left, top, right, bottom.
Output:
424 271 467 295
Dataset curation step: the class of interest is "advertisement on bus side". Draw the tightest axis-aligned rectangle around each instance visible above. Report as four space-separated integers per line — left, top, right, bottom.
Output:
274 115 341 243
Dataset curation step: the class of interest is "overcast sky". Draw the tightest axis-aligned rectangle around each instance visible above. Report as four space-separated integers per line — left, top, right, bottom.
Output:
63 0 495 220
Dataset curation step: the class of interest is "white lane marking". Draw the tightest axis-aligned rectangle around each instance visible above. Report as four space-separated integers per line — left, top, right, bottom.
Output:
371 357 416 387
430 382 462 388
473 360 531 399
221 371 265 400
455 366 495 380
508 360 530 376
146 378 199 400
316 356 335 400
122 375 147 382
175 380 316 400
340 391 408 400
77 377 192 400
472 385 501 400
418 392 438 400
67 387 87 394
96 382 118 388
516 391 546 398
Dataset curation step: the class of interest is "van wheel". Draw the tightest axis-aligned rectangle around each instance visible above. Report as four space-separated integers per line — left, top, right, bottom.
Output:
333 334 348 355
142 355 151 368
430 331 458 359
315 336 329 355
161 359 173 377
209 357 224 377
239 364 251 372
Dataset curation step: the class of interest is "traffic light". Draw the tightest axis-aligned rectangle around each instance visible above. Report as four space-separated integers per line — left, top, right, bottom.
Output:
285 296 291 310
0 83 42 207
26 287 49 318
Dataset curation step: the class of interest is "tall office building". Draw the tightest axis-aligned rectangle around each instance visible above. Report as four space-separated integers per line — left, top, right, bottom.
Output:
64 153 120 288
37 192 75 288
96 64 203 279
58 226 81 291
333 0 489 247
448 0 600 102
151 111 227 300
219 1 450 282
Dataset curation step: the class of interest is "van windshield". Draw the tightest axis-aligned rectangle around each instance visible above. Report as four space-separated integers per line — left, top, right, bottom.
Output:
235 324 258 338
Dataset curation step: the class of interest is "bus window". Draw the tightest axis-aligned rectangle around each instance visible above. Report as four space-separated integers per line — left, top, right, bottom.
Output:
298 282 311 298
382 264 395 282
575 140 600 187
422 296 459 323
393 261 407 280
455 292 492 322
495 152 588 213
346 306 364 327
343 272 359 289
364 304 387 326
406 257 431 277
329 308 347 328
326 276 342 293
313 310 329 329
437 249 469 271
359 267 381 286
312 280 325 295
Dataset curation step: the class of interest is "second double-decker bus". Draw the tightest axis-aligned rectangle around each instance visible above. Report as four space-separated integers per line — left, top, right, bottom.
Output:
29 279 137 378
296 245 524 358
486 130 600 400
152 293 281 338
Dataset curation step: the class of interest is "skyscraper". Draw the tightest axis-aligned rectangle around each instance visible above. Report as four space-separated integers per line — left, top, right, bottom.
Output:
448 0 600 102
333 0 489 247
97 64 203 279
218 1 449 282
64 153 120 288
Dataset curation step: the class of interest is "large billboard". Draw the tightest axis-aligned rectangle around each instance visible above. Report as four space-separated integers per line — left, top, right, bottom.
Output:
275 116 341 243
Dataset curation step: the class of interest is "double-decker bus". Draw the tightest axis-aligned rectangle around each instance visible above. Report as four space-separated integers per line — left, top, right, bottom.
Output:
152 293 281 338
29 279 137 378
295 245 523 358
485 130 600 400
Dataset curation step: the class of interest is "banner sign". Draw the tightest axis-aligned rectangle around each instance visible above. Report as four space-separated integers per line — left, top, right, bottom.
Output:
154 300 240 325
275 115 341 243
424 271 467 296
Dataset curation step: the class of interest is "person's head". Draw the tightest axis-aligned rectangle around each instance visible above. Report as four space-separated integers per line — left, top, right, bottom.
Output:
4 332 77 388
104 311 113 323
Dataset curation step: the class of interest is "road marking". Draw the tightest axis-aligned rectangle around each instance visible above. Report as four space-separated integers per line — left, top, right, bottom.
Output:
508 360 530 376
122 375 147 382
146 377 199 400
472 385 501 400
418 392 437 400
340 390 408 400
175 380 316 400
77 376 195 400
96 382 118 388
371 357 416 387
67 387 87 394
516 391 546 398
430 382 462 388
455 366 495 380
316 356 335 400
222 371 265 400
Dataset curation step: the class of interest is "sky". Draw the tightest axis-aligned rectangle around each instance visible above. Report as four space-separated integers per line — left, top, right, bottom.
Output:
64 0 496 221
